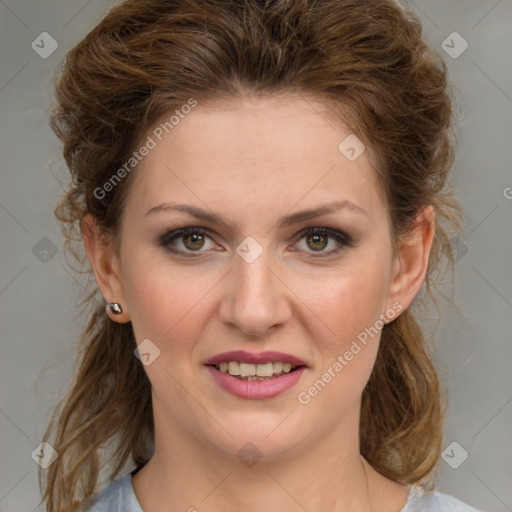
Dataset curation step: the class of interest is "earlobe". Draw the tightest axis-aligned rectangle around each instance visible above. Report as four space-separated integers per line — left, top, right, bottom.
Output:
387 205 436 313
81 214 130 323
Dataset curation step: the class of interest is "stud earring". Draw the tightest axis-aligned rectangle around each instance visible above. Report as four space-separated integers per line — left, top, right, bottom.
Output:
107 302 123 315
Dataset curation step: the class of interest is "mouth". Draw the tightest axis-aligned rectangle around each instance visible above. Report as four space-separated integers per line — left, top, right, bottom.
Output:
205 362 308 400
203 351 309 398
204 350 309 380
207 361 306 381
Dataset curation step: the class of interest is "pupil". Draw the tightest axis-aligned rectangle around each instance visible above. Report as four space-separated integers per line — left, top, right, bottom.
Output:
184 233 204 250
307 234 327 251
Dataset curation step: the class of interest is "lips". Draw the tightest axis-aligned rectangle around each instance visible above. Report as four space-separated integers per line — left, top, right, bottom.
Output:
204 350 308 367
206 365 308 399
204 350 309 399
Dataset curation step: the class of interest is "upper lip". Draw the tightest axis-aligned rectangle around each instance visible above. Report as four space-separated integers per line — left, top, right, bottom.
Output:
204 350 308 367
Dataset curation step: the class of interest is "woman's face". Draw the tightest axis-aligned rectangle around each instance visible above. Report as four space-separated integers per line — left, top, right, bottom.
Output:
96 95 424 460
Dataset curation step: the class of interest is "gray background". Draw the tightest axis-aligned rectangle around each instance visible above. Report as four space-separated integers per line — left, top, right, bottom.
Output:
0 1 511 511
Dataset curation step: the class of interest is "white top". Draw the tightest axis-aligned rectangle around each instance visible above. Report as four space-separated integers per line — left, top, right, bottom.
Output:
86 473 482 511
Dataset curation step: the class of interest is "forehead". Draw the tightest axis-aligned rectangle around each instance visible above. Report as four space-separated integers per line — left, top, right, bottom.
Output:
124 95 386 228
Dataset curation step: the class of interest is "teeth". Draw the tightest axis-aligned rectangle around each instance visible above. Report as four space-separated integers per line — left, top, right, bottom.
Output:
256 362 273 377
215 361 298 379
227 361 240 375
240 363 256 377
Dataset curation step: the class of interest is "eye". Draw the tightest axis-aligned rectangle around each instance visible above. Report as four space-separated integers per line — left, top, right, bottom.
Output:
291 227 353 257
161 227 220 255
161 226 353 258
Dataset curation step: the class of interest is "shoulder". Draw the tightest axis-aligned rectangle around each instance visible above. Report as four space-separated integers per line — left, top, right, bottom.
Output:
84 473 142 512
402 485 482 512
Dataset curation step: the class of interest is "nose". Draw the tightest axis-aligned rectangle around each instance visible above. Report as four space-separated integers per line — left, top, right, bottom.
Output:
218 246 292 337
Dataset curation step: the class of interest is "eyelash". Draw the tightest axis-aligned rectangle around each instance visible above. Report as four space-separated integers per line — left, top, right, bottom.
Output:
161 226 354 258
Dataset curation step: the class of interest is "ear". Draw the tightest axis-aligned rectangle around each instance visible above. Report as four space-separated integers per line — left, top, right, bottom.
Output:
386 205 436 315
81 214 130 323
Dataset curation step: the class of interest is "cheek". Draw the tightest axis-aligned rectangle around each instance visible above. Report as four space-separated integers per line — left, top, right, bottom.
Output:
122 256 221 408
295 275 385 416
292 252 391 398
121 248 222 344
295 256 391 344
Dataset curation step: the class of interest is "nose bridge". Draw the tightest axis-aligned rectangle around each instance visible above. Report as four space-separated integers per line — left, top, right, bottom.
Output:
220 242 290 336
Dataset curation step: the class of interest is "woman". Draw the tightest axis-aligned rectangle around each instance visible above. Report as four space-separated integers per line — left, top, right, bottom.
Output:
39 0 480 510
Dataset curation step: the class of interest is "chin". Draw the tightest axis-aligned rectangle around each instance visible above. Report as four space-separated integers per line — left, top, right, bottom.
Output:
201 412 307 460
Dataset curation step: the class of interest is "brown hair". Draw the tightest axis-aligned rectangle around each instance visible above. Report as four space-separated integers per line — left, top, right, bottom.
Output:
39 0 464 510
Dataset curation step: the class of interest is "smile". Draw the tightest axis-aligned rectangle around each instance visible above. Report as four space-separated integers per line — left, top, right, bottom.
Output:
213 361 298 380
206 364 307 399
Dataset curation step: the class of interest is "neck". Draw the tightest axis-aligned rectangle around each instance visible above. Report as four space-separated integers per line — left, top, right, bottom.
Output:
131 400 394 512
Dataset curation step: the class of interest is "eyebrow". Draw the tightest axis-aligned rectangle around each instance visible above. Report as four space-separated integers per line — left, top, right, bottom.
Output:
145 200 367 231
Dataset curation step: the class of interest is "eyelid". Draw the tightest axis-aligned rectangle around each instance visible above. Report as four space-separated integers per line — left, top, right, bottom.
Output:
161 227 220 255
290 226 354 257
293 226 353 246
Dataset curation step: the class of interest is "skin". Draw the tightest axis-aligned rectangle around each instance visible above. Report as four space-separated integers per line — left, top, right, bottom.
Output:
83 94 435 512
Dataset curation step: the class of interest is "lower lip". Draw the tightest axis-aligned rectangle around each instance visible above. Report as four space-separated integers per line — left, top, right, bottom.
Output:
206 365 307 399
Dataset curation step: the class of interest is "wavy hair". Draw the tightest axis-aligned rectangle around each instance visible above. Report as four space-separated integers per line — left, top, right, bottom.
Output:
39 0 464 510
